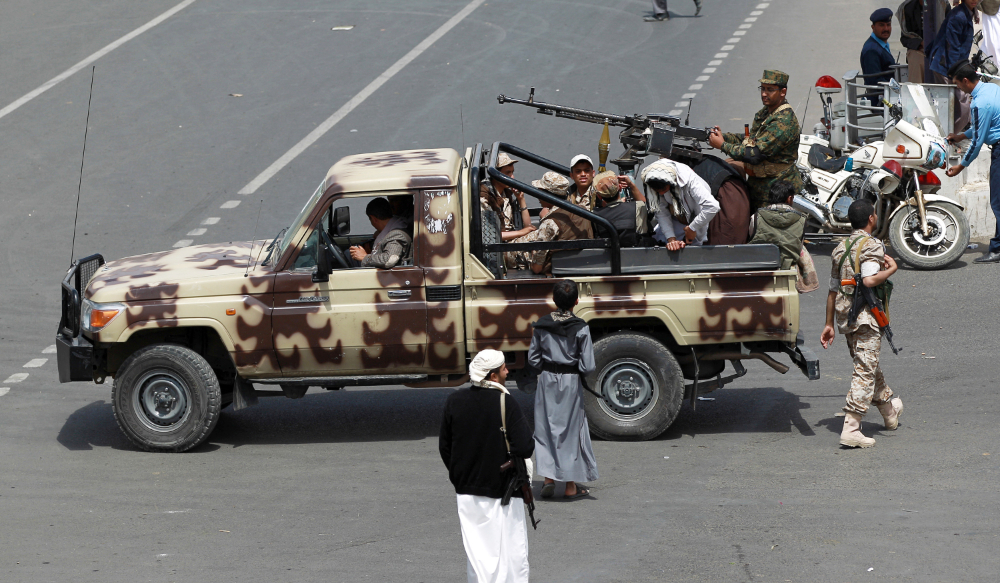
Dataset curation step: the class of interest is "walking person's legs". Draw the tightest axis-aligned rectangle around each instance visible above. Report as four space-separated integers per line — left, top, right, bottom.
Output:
976 146 1000 262
645 0 669 21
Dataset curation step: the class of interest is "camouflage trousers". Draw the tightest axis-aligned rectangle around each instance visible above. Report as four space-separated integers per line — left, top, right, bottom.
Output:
843 324 893 415
504 229 541 270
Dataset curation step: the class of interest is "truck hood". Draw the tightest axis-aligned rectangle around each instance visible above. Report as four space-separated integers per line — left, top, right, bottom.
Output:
86 241 270 303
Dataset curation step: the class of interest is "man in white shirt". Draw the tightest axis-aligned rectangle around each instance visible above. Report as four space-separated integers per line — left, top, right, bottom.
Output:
640 158 719 250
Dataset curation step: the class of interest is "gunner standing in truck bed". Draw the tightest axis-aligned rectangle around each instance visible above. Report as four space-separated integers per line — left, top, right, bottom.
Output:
529 280 598 500
707 69 804 210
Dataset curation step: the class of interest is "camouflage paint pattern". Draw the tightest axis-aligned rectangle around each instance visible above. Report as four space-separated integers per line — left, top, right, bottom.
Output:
80 146 799 386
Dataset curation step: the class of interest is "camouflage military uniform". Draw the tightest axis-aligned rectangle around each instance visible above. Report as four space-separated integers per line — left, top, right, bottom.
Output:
830 230 894 415
530 207 594 274
566 184 595 211
721 101 804 208
480 181 516 231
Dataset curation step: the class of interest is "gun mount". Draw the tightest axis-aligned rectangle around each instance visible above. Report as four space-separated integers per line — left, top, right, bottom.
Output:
498 87 712 176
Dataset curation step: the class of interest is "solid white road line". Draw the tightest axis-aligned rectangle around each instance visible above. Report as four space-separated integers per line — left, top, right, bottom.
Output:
0 0 198 122
237 0 487 195
23 359 47 368
0 388 9 397
42 345 57 354
4 373 28 383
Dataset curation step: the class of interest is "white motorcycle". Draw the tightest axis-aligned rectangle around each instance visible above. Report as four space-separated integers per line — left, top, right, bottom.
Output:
794 81 970 270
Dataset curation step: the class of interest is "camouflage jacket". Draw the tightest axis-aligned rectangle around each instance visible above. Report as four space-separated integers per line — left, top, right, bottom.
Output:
530 207 594 272
566 183 595 211
829 230 885 334
361 228 412 269
480 181 516 231
722 102 803 206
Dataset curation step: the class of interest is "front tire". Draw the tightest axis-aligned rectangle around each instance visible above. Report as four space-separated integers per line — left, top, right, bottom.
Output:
112 344 221 452
584 332 683 441
888 201 970 270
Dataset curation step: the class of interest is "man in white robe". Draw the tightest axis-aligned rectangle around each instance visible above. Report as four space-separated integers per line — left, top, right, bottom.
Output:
640 158 720 250
440 350 534 583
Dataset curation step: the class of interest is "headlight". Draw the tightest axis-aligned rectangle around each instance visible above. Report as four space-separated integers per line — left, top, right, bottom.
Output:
81 299 125 333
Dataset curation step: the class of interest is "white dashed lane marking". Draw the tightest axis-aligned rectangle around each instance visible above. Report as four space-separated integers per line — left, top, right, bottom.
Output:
4 373 28 383
42 345 56 354
187 228 207 236
24 359 47 368
0 388 9 397
0 0 198 122
220 200 241 209
201 217 220 225
173 239 193 248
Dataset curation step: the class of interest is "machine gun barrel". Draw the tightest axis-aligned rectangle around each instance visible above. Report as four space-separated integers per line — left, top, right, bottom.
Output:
497 92 634 127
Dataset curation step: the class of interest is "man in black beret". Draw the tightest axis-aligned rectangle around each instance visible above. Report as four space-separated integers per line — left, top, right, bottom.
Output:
861 8 897 87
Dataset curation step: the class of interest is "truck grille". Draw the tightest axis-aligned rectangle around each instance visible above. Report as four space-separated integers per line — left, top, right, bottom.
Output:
59 254 105 338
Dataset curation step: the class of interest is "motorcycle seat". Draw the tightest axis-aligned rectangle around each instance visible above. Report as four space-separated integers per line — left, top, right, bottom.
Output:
807 143 848 173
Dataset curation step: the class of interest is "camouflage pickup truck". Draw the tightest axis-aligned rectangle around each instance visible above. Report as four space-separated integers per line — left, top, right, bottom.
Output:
57 143 819 452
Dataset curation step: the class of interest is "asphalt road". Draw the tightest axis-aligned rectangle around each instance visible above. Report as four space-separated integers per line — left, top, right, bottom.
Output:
1 0 998 581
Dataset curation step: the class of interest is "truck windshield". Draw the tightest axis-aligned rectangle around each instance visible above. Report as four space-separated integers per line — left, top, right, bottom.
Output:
272 180 326 262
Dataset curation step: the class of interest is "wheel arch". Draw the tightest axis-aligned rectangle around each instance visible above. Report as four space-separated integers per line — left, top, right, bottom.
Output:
107 321 237 383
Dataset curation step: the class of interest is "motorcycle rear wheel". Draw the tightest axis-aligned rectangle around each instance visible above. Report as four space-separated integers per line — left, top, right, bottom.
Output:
888 201 970 270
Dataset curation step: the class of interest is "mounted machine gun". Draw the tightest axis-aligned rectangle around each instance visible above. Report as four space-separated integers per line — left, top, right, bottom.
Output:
497 87 713 178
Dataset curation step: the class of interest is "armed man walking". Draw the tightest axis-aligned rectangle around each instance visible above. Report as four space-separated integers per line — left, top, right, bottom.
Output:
820 200 902 449
707 70 804 210
440 349 534 582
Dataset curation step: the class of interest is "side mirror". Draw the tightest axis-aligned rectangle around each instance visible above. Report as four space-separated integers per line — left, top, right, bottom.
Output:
333 206 350 236
312 232 334 282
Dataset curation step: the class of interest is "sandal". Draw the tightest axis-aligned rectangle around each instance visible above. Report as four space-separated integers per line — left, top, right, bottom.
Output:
563 486 590 500
540 482 555 499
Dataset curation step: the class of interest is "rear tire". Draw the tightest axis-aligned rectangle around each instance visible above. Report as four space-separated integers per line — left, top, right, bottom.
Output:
584 332 683 441
112 344 221 452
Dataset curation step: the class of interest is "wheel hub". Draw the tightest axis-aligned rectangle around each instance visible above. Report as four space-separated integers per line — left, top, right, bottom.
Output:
599 359 656 418
133 371 190 431
910 215 947 246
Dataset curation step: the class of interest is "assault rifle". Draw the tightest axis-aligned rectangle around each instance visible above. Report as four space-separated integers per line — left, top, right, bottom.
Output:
500 457 539 529
497 87 712 176
842 274 899 355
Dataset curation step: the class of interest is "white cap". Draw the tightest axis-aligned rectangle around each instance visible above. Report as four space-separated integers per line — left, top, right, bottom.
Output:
570 154 593 169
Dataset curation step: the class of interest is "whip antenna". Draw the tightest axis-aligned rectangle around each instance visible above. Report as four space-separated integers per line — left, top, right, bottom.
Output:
244 199 263 277
70 66 96 264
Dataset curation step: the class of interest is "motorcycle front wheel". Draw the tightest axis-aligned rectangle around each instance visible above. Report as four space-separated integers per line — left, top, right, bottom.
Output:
888 201 970 269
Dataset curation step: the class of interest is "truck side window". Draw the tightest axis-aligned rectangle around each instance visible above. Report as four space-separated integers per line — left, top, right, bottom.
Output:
292 206 332 270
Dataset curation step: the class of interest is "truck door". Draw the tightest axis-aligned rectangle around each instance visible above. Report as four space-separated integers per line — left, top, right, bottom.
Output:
271 196 428 376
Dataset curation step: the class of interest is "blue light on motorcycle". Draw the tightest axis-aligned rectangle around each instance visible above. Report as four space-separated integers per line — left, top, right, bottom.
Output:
845 158 854 172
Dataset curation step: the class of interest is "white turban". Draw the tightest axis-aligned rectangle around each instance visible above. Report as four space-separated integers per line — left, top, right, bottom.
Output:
640 158 679 187
469 349 505 383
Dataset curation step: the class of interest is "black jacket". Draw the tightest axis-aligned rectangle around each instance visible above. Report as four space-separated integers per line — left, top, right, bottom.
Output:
439 386 535 499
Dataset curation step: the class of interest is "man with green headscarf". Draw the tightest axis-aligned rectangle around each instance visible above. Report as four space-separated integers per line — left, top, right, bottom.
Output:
708 69 804 210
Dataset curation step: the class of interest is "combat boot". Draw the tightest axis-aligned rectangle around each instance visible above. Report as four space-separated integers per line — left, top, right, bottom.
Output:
876 397 903 430
840 412 875 448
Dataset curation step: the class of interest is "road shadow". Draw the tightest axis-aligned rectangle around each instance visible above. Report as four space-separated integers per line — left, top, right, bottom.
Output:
57 387 537 451
655 386 815 440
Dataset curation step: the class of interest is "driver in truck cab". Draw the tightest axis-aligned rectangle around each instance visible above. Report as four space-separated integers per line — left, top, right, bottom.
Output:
348 197 412 268
640 158 719 251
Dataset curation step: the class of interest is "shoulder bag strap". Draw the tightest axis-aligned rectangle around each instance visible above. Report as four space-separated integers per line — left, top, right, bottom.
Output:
499 393 511 455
